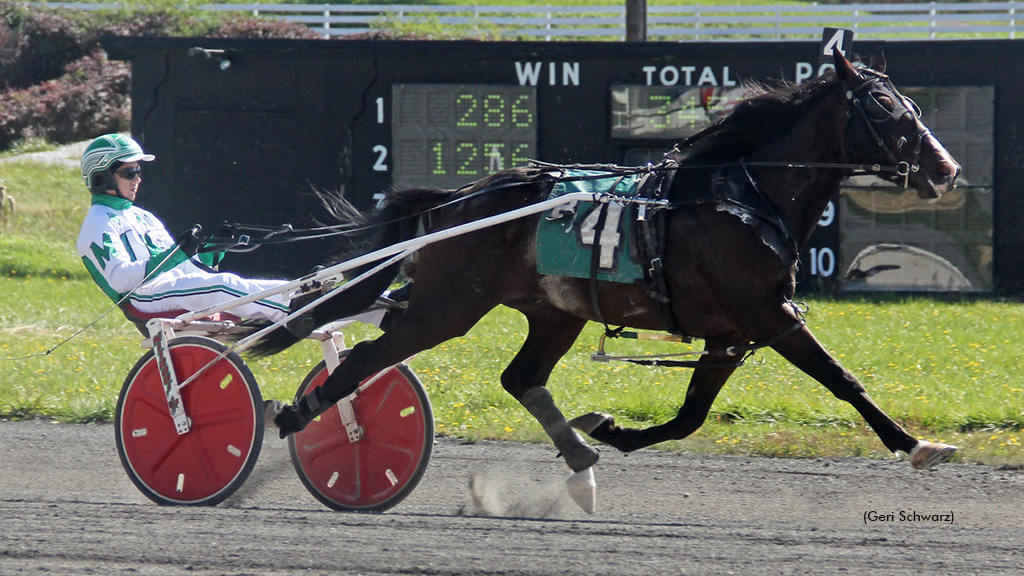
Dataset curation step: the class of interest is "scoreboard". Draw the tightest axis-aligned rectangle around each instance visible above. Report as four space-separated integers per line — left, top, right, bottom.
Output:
103 37 1022 292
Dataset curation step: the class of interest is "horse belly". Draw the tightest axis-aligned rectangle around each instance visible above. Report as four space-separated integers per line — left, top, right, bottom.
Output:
538 276 591 317
537 275 662 329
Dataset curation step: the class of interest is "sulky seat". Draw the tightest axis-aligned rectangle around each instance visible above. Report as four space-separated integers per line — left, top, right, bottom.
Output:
120 302 242 336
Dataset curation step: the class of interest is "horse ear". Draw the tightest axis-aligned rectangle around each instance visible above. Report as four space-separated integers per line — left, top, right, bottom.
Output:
870 48 887 74
832 47 858 81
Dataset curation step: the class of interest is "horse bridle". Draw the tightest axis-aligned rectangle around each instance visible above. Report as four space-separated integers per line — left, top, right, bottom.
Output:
740 68 931 187
843 68 928 187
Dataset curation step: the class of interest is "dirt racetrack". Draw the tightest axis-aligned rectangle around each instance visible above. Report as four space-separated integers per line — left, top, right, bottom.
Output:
1 420 1022 575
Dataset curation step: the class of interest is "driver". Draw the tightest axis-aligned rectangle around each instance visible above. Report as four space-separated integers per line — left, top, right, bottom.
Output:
76 134 292 323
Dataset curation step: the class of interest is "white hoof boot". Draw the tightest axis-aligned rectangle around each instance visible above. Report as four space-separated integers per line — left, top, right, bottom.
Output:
909 441 958 470
566 467 597 514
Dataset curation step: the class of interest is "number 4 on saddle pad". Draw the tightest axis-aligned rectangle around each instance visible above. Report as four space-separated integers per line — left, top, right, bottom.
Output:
536 170 646 284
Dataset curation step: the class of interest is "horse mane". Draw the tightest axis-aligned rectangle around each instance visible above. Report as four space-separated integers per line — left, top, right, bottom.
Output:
672 70 843 162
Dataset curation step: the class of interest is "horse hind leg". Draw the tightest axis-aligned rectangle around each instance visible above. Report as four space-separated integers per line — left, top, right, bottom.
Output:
275 281 501 437
502 307 598 511
520 387 599 473
520 387 599 512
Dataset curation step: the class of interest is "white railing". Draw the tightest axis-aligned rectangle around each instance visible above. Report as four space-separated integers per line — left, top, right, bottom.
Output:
43 2 1023 41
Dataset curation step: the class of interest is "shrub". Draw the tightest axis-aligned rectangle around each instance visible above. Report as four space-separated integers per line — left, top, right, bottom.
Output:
0 49 129 151
0 2 488 153
95 8 219 39
206 16 325 40
0 4 228 152
0 2 92 91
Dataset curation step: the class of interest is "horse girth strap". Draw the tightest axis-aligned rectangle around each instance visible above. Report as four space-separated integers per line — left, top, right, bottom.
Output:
587 180 621 330
634 170 686 336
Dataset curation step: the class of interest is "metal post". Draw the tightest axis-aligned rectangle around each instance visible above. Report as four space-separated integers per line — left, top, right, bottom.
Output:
1011 1 1016 40
626 0 647 41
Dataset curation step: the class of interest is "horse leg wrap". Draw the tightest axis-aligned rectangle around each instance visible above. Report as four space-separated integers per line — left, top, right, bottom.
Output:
274 386 332 439
521 387 600 472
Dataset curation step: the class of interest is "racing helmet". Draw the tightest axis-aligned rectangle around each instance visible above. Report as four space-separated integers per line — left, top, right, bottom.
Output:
80 134 155 194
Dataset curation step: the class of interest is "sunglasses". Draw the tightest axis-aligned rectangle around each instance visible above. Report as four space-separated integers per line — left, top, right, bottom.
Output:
115 166 142 180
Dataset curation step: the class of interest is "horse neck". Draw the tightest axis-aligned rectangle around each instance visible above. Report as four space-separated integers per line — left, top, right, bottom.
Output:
746 87 850 251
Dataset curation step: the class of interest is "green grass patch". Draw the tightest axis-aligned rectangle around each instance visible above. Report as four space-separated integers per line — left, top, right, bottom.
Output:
0 159 86 242
1 235 86 279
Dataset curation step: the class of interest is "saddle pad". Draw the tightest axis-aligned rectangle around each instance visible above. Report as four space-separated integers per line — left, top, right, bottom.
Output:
536 170 645 284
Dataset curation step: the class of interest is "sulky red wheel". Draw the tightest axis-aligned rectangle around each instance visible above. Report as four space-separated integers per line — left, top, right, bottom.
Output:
289 353 433 512
115 336 263 506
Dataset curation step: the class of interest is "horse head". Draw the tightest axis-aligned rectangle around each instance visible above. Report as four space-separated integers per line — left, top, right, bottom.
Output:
834 49 960 199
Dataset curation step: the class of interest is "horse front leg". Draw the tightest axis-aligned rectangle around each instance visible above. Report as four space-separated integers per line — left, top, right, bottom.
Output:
770 325 956 469
571 338 745 453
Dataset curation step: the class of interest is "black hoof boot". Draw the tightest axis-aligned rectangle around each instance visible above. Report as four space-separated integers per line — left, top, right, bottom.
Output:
385 282 413 304
274 404 305 439
378 282 413 332
274 386 332 439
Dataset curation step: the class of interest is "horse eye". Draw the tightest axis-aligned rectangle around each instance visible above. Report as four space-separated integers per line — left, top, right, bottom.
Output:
872 94 895 111
862 93 895 121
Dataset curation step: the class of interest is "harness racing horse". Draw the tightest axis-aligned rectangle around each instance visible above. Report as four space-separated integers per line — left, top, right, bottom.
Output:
246 50 962 512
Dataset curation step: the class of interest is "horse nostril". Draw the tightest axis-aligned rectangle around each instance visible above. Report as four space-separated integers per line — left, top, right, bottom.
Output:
938 160 960 179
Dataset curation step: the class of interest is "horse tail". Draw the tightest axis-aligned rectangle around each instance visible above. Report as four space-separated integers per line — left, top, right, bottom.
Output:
238 186 455 357
232 319 300 358
311 186 453 322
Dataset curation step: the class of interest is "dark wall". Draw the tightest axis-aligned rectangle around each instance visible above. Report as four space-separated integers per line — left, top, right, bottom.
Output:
102 37 1024 290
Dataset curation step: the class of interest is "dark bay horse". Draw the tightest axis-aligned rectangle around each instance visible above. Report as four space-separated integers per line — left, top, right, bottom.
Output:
245 50 961 510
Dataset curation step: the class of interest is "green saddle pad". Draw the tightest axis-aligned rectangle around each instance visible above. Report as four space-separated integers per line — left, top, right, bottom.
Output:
536 170 645 284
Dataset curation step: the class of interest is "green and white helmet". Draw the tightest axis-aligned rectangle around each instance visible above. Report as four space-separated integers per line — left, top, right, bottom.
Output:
80 134 155 194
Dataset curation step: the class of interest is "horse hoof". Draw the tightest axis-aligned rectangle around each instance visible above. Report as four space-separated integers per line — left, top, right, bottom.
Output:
566 467 596 514
569 412 612 436
263 399 285 428
909 441 958 470
274 404 304 439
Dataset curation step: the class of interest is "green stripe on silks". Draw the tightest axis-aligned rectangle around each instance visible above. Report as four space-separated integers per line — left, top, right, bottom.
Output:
129 284 289 313
536 170 645 284
82 256 124 303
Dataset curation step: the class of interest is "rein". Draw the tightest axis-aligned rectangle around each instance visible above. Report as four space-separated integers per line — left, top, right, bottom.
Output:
197 165 669 253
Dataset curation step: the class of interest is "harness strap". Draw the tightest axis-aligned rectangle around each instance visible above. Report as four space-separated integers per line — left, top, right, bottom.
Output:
634 166 687 336
588 175 627 331
739 157 802 261
602 318 806 369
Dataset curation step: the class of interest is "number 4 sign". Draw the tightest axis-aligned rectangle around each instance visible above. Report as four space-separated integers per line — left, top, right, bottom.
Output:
820 28 854 63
